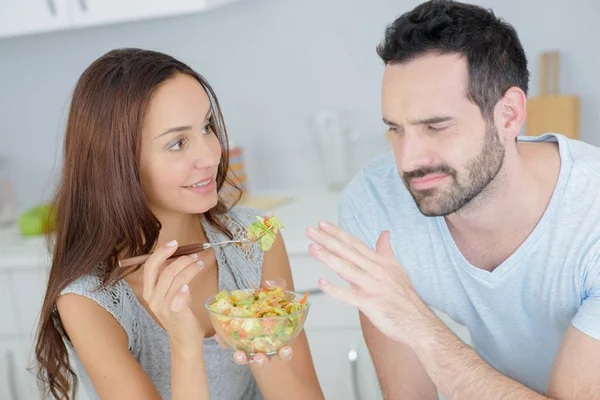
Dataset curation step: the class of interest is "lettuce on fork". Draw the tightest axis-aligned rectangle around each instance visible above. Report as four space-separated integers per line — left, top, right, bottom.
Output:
246 215 285 251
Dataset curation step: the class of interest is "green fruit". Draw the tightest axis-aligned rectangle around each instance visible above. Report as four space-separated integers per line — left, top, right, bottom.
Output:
18 203 57 236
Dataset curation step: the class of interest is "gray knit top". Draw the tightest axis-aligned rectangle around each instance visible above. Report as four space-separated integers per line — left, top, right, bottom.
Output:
60 207 265 400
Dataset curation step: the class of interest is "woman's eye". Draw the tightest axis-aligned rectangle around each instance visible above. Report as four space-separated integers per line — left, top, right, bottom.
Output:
169 138 187 151
201 123 213 136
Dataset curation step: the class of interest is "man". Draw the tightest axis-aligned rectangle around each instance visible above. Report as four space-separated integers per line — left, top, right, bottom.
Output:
306 0 600 399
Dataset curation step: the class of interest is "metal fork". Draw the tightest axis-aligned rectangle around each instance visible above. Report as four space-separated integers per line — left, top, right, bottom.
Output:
201 238 251 250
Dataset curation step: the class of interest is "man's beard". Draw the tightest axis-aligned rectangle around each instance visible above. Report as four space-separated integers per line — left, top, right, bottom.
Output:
402 125 505 217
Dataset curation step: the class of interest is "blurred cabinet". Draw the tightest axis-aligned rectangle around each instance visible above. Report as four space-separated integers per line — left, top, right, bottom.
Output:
69 0 216 28
0 0 70 38
0 0 242 39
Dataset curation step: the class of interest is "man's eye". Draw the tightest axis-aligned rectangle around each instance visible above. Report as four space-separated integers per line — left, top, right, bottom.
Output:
428 125 445 132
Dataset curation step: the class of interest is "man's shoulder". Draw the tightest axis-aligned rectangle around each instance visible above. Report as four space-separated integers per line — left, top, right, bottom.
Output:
338 151 422 247
566 137 600 181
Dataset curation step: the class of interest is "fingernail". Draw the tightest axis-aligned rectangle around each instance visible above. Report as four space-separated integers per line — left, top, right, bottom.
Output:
190 253 198 259
265 280 276 287
180 284 189 293
318 277 327 289
255 355 265 365
234 353 245 362
307 227 319 235
319 221 332 228
281 347 292 357
310 243 322 251
167 240 178 247
196 260 204 267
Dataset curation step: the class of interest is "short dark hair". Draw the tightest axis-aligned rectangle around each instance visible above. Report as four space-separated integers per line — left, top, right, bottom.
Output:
377 0 529 120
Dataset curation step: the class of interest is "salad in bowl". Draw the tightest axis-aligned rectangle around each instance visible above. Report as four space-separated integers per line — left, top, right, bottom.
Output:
206 285 310 356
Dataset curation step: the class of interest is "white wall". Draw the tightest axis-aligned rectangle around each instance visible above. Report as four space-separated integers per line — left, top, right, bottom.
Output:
0 0 599 211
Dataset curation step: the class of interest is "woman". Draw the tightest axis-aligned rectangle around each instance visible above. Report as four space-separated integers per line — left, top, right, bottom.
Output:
34 48 323 400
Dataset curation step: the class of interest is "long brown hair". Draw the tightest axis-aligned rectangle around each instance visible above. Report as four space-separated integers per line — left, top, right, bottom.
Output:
35 48 241 400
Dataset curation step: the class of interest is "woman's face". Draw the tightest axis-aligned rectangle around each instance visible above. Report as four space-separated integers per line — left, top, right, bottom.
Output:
140 73 222 219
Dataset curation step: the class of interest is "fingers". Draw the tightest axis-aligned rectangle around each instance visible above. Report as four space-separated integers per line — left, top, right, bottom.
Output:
224 337 283 366
163 260 204 308
306 227 375 274
317 221 384 264
233 351 248 365
153 254 200 300
277 345 293 362
252 353 270 365
262 277 287 290
232 346 293 366
214 334 233 350
142 239 179 301
308 243 366 287
233 352 272 365
318 277 363 309
170 284 190 313
375 231 394 258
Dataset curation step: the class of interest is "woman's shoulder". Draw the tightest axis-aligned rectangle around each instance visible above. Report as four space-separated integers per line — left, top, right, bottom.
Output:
59 267 140 350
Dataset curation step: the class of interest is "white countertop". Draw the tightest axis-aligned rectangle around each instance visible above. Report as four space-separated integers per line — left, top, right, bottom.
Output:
0 190 342 271
0 225 51 270
267 190 341 255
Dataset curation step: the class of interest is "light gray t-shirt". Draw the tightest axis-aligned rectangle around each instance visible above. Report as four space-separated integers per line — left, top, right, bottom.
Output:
339 133 600 394
60 207 265 400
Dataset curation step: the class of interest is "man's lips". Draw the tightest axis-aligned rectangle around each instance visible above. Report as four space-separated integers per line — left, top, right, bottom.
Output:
410 174 450 189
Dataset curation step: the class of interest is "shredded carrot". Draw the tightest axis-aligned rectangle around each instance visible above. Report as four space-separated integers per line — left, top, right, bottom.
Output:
299 291 309 305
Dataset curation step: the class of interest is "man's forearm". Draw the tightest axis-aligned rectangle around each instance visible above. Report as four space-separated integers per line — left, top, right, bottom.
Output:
411 319 550 400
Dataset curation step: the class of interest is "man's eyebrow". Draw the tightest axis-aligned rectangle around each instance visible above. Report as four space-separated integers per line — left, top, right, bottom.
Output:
383 117 398 126
383 116 454 126
409 116 454 125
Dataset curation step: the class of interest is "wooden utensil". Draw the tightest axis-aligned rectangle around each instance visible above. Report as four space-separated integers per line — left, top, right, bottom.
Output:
525 51 580 139
118 239 248 268
118 224 275 268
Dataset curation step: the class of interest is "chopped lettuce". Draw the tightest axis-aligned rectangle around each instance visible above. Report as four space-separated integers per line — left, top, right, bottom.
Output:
246 215 285 251
207 285 309 355
209 286 307 318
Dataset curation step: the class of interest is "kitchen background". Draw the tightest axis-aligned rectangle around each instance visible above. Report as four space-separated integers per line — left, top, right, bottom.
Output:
0 0 599 399
1 0 600 211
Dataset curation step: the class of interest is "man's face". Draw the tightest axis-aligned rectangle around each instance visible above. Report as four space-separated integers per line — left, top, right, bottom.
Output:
382 53 505 216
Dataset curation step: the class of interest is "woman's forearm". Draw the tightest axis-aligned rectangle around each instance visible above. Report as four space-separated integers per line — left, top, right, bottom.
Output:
171 341 210 400
251 358 324 400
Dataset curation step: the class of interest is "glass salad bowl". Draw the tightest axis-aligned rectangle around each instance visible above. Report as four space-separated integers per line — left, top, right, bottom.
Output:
206 286 311 357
